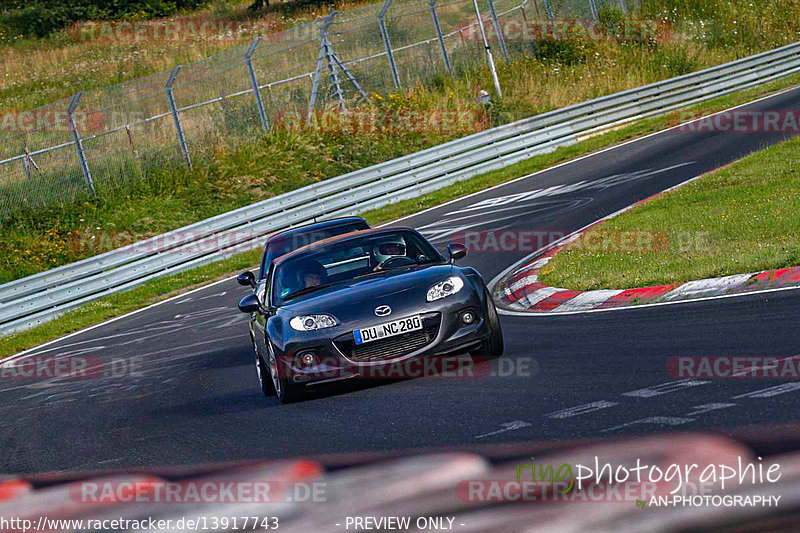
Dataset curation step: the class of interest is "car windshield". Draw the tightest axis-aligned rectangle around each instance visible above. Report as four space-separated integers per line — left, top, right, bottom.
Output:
272 230 444 305
259 220 368 278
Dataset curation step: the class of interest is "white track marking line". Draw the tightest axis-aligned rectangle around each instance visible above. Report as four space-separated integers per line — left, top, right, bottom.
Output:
622 379 710 398
684 403 737 416
733 383 800 399
545 401 619 419
474 420 532 439
600 416 695 433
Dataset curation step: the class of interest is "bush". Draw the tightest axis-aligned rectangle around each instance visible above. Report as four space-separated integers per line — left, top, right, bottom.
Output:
0 0 209 37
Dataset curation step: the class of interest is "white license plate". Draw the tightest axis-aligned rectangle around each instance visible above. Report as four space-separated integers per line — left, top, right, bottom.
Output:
354 315 423 345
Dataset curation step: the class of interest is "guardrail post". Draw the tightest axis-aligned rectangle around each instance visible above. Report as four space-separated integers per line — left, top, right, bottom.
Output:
472 0 502 98
588 0 599 20
309 11 336 112
429 0 452 75
544 0 555 21
618 0 629 15
486 0 509 61
165 66 192 170
67 92 96 195
245 37 270 131
378 0 401 88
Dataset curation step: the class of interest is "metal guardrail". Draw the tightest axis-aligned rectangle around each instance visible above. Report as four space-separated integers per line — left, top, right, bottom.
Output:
1 41 799 336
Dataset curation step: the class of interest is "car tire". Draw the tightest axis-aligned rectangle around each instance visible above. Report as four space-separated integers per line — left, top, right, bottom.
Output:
482 287 504 358
267 341 304 404
251 334 275 397
255 353 276 397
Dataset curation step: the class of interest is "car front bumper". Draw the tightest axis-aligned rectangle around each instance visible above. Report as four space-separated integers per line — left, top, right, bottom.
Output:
276 293 492 386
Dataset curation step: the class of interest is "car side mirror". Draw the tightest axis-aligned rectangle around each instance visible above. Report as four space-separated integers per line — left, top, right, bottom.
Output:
447 243 468 264
238 293 262 314
237 271 256 289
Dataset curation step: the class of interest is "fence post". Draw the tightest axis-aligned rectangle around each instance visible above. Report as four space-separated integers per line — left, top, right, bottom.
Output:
544 0 555 20
246 37 270 131
471 0 502 98
165 66 192 170
67 92 96 195
309 11 336 112
619 0 629 15
588 0 599 20
22 139 31 181
486 0 509 61
378 0 401 88
429 0 452 75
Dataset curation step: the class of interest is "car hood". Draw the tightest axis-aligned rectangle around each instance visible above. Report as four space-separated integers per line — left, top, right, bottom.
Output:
278 264 458 318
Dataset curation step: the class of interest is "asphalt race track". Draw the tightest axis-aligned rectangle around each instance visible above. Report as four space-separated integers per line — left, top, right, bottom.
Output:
3 87 800 475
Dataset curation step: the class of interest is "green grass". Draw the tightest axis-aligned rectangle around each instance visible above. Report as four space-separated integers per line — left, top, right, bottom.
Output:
3 74 799 358
539 132 800 291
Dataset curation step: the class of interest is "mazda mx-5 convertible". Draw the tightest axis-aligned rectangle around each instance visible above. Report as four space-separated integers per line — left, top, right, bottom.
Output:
237 226 503 403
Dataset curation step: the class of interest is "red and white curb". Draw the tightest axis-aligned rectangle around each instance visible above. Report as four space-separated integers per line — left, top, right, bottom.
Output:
497 246 800 314
494 197 800 315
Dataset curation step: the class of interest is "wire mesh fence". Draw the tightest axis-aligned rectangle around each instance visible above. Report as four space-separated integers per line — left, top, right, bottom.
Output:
0 0 635 220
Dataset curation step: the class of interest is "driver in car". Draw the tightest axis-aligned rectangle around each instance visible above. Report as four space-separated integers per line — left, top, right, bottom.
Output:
298 261 328 289
372 238 407 271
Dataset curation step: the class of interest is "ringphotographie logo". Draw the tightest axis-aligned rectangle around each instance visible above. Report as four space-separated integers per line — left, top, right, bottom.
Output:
458 455 782 507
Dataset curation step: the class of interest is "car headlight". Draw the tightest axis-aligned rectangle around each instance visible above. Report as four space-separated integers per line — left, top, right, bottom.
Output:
290 315 338 331
426 276 465 302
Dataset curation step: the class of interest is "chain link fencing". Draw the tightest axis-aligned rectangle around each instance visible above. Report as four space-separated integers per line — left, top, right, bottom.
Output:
0 0 635 219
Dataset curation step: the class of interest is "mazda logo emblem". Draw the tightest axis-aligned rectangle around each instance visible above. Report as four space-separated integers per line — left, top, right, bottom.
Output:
374 305 392 317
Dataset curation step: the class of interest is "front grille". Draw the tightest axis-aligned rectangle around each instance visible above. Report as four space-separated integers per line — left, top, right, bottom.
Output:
334 313 441 363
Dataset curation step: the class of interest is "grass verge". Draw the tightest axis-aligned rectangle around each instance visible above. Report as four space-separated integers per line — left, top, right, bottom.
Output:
1 75 799 357
539 128 800 291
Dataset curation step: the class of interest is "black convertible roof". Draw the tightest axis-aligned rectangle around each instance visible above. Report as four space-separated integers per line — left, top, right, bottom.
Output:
273 226 417 267
265 217 367 245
